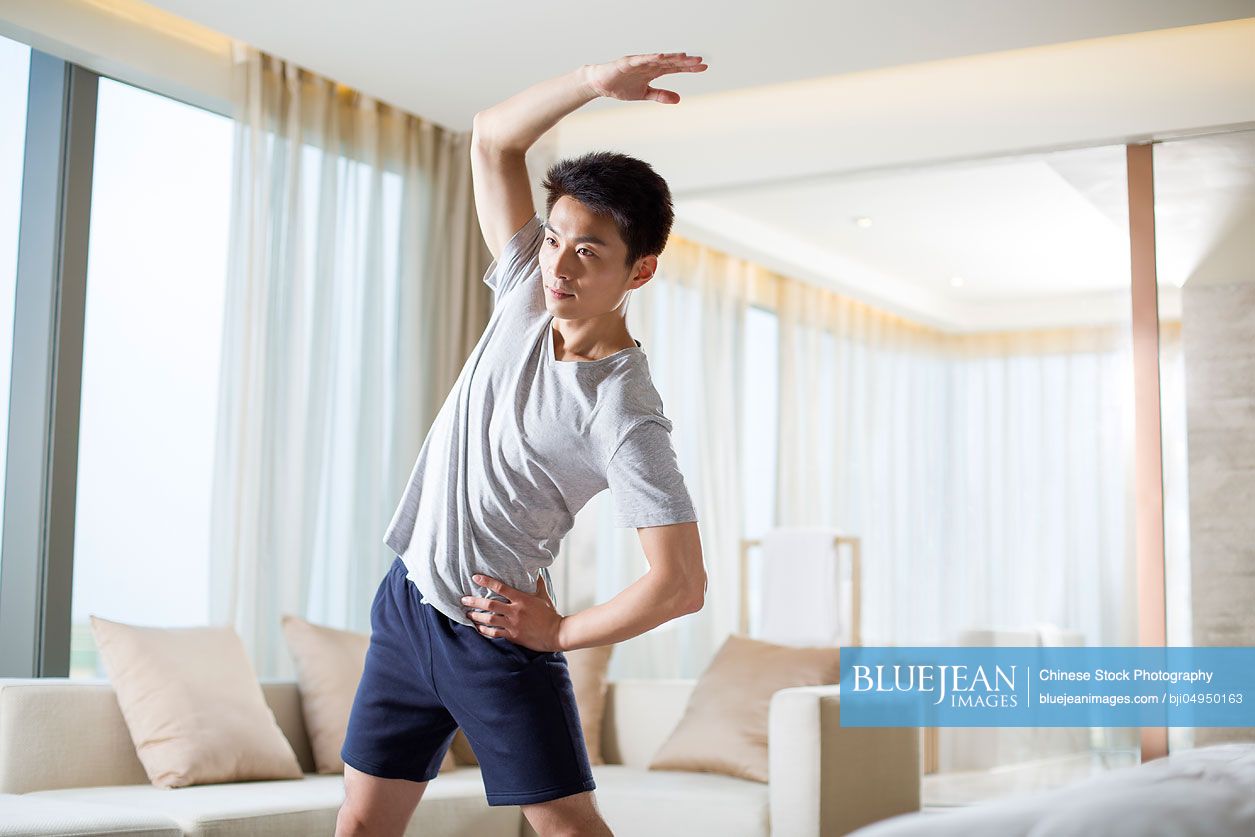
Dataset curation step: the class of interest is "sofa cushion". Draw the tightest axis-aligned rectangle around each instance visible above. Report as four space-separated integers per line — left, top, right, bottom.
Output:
24 770 517 837
647 633 840 782
89 616 304 788
589 764 769 837
568 644 615 765
280 614 455 774
0 679 151 794
0 792 182 836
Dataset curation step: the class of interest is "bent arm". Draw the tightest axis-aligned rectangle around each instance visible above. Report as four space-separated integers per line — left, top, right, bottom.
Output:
470 53 705 259
471 66 600 259
556 520 706 652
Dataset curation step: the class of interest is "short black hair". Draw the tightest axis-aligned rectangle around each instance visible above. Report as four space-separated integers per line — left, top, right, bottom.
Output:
540 150 674 268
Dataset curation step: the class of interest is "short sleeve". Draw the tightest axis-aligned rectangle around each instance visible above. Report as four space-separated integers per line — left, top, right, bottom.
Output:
483 213 544 304
606 419 699 528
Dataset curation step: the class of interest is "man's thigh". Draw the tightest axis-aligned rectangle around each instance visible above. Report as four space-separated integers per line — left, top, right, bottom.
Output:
427 606 597 807
337 763 428 837
521 790 612 837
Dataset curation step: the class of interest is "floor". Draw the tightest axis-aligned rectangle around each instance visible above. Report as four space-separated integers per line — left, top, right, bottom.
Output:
921 749 1141 810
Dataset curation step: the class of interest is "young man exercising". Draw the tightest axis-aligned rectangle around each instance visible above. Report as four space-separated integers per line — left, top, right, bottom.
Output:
336 52 709 837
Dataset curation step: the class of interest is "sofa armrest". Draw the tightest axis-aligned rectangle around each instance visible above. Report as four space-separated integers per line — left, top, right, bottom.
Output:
769 684 921 836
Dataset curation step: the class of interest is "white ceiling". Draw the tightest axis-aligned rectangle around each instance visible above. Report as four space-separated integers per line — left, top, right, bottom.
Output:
136 0 1255 132
133 0 1255 330
671 132 1255 331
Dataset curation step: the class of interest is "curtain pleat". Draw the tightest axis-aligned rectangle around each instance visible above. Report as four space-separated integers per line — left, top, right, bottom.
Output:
210 44 492 676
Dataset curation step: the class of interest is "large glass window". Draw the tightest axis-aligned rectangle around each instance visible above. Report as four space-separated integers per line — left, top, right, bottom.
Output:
69 77 232 677
0 36 32 572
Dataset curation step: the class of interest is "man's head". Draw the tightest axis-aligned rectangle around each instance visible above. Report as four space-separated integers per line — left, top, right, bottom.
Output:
539 151 674 318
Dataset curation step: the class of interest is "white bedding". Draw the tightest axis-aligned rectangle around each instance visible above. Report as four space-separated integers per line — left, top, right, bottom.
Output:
849 742 1255 837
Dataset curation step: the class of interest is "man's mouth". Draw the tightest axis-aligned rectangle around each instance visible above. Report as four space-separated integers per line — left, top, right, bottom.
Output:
548 286 574 299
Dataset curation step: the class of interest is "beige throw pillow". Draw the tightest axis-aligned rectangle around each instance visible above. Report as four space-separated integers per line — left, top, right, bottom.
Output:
648 633 840 783
568 643 614 765
280 614 456 774
89 615 305 788
450 644 615 767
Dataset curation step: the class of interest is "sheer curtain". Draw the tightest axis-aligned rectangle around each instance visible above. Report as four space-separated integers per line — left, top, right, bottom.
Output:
577 228 1162 680
210 44 492 677
775 288 1142 649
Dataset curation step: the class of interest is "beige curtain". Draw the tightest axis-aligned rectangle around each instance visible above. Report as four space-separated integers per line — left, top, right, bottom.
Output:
209 43 492 677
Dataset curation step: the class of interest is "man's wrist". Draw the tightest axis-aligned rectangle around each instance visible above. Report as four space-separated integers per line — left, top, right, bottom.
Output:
575 64 601 100
555 614 573 652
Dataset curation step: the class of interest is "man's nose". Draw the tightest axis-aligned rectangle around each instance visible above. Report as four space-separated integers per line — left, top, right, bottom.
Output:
554 252 579 278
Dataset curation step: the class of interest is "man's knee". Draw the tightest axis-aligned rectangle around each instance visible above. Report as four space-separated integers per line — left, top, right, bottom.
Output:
335 802 373 837
336 765 427 837
521 790 612 837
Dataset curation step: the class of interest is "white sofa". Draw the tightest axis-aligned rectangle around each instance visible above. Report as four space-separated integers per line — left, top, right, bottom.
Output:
0 677 920 837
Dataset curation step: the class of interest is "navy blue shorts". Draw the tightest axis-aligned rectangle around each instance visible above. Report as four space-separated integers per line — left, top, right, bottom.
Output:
340 556 596 806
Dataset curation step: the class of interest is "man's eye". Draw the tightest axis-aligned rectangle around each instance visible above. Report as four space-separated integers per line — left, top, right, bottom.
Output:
545 237 594 257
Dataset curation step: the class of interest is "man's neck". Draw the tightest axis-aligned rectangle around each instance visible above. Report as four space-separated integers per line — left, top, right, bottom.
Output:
551 313 635 361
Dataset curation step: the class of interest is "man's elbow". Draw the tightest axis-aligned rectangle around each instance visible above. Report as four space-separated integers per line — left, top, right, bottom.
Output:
471 111 522 155
471 111 496 151
676 572 708 616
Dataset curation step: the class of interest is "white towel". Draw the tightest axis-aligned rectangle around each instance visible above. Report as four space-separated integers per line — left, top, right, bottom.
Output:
756 526 845 647
1034 622 1064 647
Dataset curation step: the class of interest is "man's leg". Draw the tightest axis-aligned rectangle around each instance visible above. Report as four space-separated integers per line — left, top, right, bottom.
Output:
336 557 459 836
521 790 613 837
336 764 428 837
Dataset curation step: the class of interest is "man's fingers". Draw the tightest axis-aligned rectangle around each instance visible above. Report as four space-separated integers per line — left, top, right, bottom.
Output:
460 595 503 611
645 86 680 104
467 609 505 627
472 574 519 601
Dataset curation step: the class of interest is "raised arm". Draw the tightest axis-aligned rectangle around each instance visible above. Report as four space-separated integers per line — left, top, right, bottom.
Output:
470 53 707 259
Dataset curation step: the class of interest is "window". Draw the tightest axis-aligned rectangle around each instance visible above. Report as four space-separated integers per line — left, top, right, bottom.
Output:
741 305 778 633
69 78 232 677
0 36 31 573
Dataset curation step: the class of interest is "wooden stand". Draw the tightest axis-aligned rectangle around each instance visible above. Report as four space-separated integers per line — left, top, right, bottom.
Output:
737 535 862 646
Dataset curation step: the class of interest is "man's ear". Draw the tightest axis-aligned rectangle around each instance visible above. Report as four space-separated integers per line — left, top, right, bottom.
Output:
631 255 658 290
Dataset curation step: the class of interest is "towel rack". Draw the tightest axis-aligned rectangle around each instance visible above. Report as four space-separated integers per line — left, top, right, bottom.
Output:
737 535 862 646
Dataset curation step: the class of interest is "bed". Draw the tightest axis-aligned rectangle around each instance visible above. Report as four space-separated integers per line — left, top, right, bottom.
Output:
849 742 1255 836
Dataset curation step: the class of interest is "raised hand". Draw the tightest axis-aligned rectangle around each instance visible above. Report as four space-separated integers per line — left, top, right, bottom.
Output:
583 52 708 104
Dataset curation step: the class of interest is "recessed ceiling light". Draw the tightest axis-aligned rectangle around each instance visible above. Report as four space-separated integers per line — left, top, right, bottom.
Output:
950 276 965 288
854 217 873 228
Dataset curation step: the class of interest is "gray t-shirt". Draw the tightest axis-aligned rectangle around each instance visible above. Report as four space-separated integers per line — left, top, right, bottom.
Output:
383 212 698 627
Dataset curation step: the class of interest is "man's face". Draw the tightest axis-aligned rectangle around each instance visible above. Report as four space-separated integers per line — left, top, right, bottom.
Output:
539 196 655 319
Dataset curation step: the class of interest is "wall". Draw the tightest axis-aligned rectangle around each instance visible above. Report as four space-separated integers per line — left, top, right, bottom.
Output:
1180 203 1255 747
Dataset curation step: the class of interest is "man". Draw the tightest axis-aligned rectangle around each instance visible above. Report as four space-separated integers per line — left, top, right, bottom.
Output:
336 52 709 837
